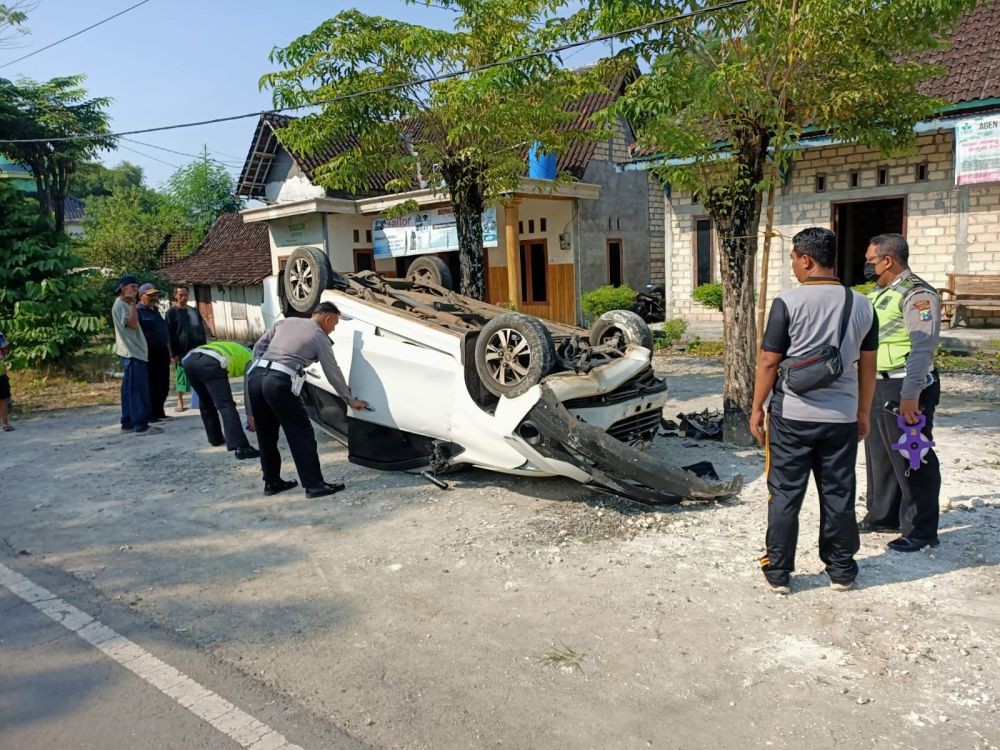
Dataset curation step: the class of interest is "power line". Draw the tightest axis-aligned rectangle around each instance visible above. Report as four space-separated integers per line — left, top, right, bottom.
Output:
116 141 181 169
0 0 749 144
120 137 244 168
0 0 155 70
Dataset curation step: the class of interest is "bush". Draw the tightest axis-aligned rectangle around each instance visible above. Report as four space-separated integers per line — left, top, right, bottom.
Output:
656 318 688 348
692 282 724 312
580 284 636 322
0 185 105 368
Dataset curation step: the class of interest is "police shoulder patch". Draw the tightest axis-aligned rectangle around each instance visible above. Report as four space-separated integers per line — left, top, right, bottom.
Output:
913 299 931 311
920 310 933 321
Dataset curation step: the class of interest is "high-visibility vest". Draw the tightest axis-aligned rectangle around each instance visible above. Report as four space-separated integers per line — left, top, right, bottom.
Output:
868 274 935 372
199 341 254 378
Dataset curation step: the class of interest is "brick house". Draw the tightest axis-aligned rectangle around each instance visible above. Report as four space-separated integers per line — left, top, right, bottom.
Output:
235 76 664 326
630 3 1000 326
160 212 272 342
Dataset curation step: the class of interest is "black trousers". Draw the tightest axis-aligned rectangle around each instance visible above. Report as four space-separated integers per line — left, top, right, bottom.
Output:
184 352 251 451
763 414 860 585
246 368 324 488
863 376 941 541
148 346 171 419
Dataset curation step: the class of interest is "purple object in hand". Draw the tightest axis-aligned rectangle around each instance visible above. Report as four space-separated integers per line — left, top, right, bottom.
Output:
894 414 935 471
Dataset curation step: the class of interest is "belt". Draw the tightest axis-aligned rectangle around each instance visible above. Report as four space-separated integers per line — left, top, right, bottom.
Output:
251 359 301 378
879 369 907 379
183 347 227 368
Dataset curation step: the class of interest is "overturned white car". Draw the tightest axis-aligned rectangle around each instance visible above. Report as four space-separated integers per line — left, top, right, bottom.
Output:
273 247 741 504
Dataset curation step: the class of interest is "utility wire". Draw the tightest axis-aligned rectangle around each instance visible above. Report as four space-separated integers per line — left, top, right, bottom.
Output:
120 137 244 168
116 141 181 169
0 0 155 70
0 0 749 144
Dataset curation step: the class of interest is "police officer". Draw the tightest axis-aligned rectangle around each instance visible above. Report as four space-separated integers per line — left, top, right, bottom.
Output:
860 233 942 552
182 340 259 460
248 302 367 498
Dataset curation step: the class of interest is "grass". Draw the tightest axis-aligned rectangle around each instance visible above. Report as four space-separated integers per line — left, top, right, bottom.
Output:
539 644 586 672
935 350 1000 374
6 339 121 417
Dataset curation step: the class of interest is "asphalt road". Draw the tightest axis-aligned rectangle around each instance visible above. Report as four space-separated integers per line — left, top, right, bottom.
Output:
0 560 367 750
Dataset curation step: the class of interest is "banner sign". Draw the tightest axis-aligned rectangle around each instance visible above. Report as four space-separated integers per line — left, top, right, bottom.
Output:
955 115 1000 186
271 215 323 247
373 206 498 259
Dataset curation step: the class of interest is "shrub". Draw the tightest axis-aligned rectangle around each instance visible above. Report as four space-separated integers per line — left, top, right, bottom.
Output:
658 318 688 348
580 284 637 322
692 282 723 311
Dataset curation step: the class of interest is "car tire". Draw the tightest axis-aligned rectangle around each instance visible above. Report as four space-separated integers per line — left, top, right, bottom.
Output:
589 309 654 352
475 313 555 398
284 246 332 314
407 256 453 290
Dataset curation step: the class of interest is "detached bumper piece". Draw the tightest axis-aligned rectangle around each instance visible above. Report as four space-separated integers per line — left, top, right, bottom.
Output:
528 386 743 505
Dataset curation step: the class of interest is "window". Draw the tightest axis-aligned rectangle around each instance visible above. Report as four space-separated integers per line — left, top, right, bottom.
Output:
353 229 360 243
916 163 928 182
540 217 547 232
353 249 374 272
607 240 623 287
519 240 548 303
815 174 826 193
518 220 524 234
365 229 373 243
877 167 888 186
849 171 860 188
694 217 715 287
528 219 535 234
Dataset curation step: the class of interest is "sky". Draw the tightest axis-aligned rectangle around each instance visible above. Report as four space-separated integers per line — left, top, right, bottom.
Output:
1 0 600 191
0 0 461 189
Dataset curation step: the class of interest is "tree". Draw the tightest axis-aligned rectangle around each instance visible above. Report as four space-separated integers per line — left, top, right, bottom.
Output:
260 1 608 299
0 182 104 367
165 155 242 244
81 185 182 274
589 0 976 444
70 160 145 198
0 2 31 47
0 75 115 232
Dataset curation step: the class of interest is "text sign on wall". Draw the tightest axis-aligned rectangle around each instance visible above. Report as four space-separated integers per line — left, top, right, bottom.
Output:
373 206 498 260
955 115 1000 186
271 215 324 247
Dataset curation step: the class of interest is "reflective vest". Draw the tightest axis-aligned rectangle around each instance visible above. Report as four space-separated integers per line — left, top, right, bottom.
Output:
199 341 253 378
868 274 934 372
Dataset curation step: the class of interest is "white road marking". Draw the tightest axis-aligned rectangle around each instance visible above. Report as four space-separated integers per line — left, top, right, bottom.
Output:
0 562 303 750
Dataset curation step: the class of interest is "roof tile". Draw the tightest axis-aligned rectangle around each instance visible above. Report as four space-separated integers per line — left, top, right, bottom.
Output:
160 213 271 286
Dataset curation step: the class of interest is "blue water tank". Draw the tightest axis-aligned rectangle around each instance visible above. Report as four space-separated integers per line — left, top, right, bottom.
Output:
527 142 557 180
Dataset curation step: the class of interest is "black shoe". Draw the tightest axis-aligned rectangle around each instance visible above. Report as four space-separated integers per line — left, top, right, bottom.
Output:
235 446 260 460
305 482 346 499
887 536 940 553
858 520 901 534
209 439 226 447
263 479 298 496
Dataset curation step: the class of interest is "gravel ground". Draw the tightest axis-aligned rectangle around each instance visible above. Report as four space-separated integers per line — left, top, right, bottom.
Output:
1 356 998 749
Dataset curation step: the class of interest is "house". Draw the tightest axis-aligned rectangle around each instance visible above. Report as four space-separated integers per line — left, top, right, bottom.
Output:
235 77 664 326
160 212 272 342
1 156 88 235
628 3 1000 326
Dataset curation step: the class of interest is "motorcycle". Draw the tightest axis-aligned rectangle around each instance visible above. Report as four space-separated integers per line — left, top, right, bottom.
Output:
634 283 665 324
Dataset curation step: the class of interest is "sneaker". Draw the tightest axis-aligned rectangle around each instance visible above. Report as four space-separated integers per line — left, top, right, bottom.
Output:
764 577 790 595
263 479 298 496
830 580 855 592
235 446 260 460
305 482 346 499
135 426 163 436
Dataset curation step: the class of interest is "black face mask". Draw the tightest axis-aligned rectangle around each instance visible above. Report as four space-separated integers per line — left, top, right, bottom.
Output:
863 262 881 282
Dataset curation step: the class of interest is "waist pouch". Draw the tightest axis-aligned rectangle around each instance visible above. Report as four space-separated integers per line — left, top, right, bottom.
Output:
777 286 853 395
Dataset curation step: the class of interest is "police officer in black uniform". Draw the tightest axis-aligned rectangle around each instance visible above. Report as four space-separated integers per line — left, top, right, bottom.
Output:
860 234 942 552
248 302 367 498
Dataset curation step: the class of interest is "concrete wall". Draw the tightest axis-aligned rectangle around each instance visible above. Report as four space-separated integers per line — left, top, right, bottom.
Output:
265 150 325 204
664 129 1000 325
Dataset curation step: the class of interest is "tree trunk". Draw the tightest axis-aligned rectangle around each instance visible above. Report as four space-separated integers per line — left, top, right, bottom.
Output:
756 177 777 351
706 128 769 446
442 157 487 300
52 164 67 235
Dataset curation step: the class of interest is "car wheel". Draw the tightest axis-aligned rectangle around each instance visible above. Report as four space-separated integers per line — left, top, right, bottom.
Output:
407 256 453 290
475 313 555 398
589 309 654 352
284 246 332 314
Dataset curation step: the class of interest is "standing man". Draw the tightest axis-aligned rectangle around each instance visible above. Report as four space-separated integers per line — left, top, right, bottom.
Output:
166 285 208 412
860 233 942 552
112 275 158 435
0 331 13 432
136 283 171 422
182 340 260 459
248 302 367 498
750 228 878 594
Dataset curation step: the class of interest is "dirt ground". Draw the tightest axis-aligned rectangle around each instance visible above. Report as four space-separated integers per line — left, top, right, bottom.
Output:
2 356 999 749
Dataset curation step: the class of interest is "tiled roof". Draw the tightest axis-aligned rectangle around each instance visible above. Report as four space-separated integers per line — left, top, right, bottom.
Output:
160 213 271 286
64 196 86 222
554 69 633 178
917 2 1000 104
159 229 197 267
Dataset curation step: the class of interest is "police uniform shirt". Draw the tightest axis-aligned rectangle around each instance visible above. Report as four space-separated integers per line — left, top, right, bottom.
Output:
252 317 351 402
869 268 941 400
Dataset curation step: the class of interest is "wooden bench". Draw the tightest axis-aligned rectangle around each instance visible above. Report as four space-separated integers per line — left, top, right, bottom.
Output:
939 273 1000 327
